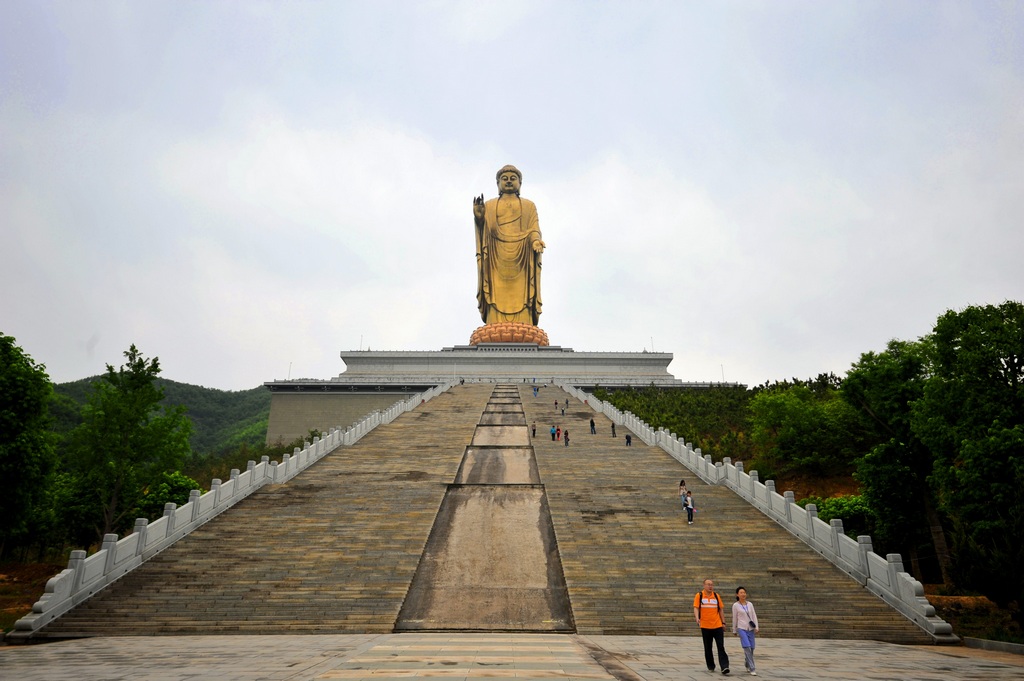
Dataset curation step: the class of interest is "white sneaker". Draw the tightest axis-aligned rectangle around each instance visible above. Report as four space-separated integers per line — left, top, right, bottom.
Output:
750 672 757 676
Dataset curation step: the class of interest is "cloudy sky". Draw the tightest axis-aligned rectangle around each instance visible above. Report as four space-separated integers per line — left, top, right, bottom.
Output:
2 1 1022 391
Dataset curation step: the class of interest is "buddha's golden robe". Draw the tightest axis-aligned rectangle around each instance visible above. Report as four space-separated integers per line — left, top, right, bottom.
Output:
476 194 543 325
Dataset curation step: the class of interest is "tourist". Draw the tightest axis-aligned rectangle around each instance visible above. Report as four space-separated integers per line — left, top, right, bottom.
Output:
556 427 561 441
611 423 616 437
532 422 537 438
694 579 730 675
685 491 695 524
625 433 632 446
550 425 556 441
590 418 596 434
731 587 759 676
679 479 689 510
564 430 570 447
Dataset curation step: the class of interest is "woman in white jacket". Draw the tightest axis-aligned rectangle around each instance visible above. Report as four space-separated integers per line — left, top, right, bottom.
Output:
731 586 760 676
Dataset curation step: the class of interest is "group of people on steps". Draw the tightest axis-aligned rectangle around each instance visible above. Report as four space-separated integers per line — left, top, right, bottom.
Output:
533 396 630 447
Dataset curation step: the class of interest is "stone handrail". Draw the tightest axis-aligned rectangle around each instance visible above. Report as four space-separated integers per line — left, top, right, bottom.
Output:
560 384 957 643
9 383 452 640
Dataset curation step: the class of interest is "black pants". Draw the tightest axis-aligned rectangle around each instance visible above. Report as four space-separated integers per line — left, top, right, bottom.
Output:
701 627 730 671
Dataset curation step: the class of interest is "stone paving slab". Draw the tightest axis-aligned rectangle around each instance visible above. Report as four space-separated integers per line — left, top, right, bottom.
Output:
2 633 1022 681
454 448 541 484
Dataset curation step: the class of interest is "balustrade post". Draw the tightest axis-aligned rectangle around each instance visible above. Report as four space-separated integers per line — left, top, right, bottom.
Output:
133 518 148 556
189 489 201 521
101 534 119 574
164 502 177 535
68 550 87 593
830 518 845 553
858 536 874 578
805 503 818 541
887 553 906 596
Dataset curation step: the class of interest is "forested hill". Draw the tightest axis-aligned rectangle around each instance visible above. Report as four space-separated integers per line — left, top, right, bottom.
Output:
53 377 271 456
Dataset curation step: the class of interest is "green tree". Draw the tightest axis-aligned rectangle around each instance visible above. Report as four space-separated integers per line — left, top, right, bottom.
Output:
0 334 56 556
133 470 202 521
594 385 754 461
749 383 865 477
797 494 875 539
913 302 1024 620
842 339 952 584
65 345 193 543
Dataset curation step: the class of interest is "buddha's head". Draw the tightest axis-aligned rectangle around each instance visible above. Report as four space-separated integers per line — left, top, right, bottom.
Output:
496 164 522 196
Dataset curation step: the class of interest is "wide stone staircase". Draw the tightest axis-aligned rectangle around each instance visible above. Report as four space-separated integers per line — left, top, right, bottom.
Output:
35 384 931 643
35 383 493 637
522 388 930 643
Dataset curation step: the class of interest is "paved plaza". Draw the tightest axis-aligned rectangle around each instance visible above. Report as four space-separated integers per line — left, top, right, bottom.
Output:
2 633 1022 681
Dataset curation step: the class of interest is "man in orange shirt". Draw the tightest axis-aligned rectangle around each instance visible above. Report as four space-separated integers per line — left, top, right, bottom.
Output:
694 578 731 674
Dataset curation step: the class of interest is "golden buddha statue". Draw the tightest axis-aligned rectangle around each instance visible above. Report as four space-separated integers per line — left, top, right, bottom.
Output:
472 165 545 331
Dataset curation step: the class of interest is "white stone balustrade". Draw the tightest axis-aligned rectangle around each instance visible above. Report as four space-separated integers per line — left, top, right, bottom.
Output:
10 382 452 639
559 383 955 642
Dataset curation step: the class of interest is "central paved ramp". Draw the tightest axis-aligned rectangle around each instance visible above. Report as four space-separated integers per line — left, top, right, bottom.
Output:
396 385 572 631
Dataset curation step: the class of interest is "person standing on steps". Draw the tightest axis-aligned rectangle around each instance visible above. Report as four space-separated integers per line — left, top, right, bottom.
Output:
550 425 556 441
694 579 730 675
532 421 537 438
590 418 596 434
678 479 689 510
625 433 632 446
685 491 695 524
611 423 616 437
563 429 570 447
556 426 561 441
731 586 759 676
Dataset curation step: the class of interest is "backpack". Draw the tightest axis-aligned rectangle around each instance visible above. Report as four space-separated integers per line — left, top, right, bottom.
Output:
696 591 723 624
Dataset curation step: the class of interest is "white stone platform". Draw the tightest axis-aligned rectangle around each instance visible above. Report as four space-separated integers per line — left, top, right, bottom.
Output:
262 343 719 444
327 343 684 388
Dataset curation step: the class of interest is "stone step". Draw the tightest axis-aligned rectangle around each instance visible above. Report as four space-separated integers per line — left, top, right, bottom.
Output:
520 386 930 643
36 383 931 643
36 384 495 638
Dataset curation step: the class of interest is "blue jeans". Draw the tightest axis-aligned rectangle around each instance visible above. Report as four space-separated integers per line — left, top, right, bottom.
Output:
739 629 756 670
701 627 729 671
